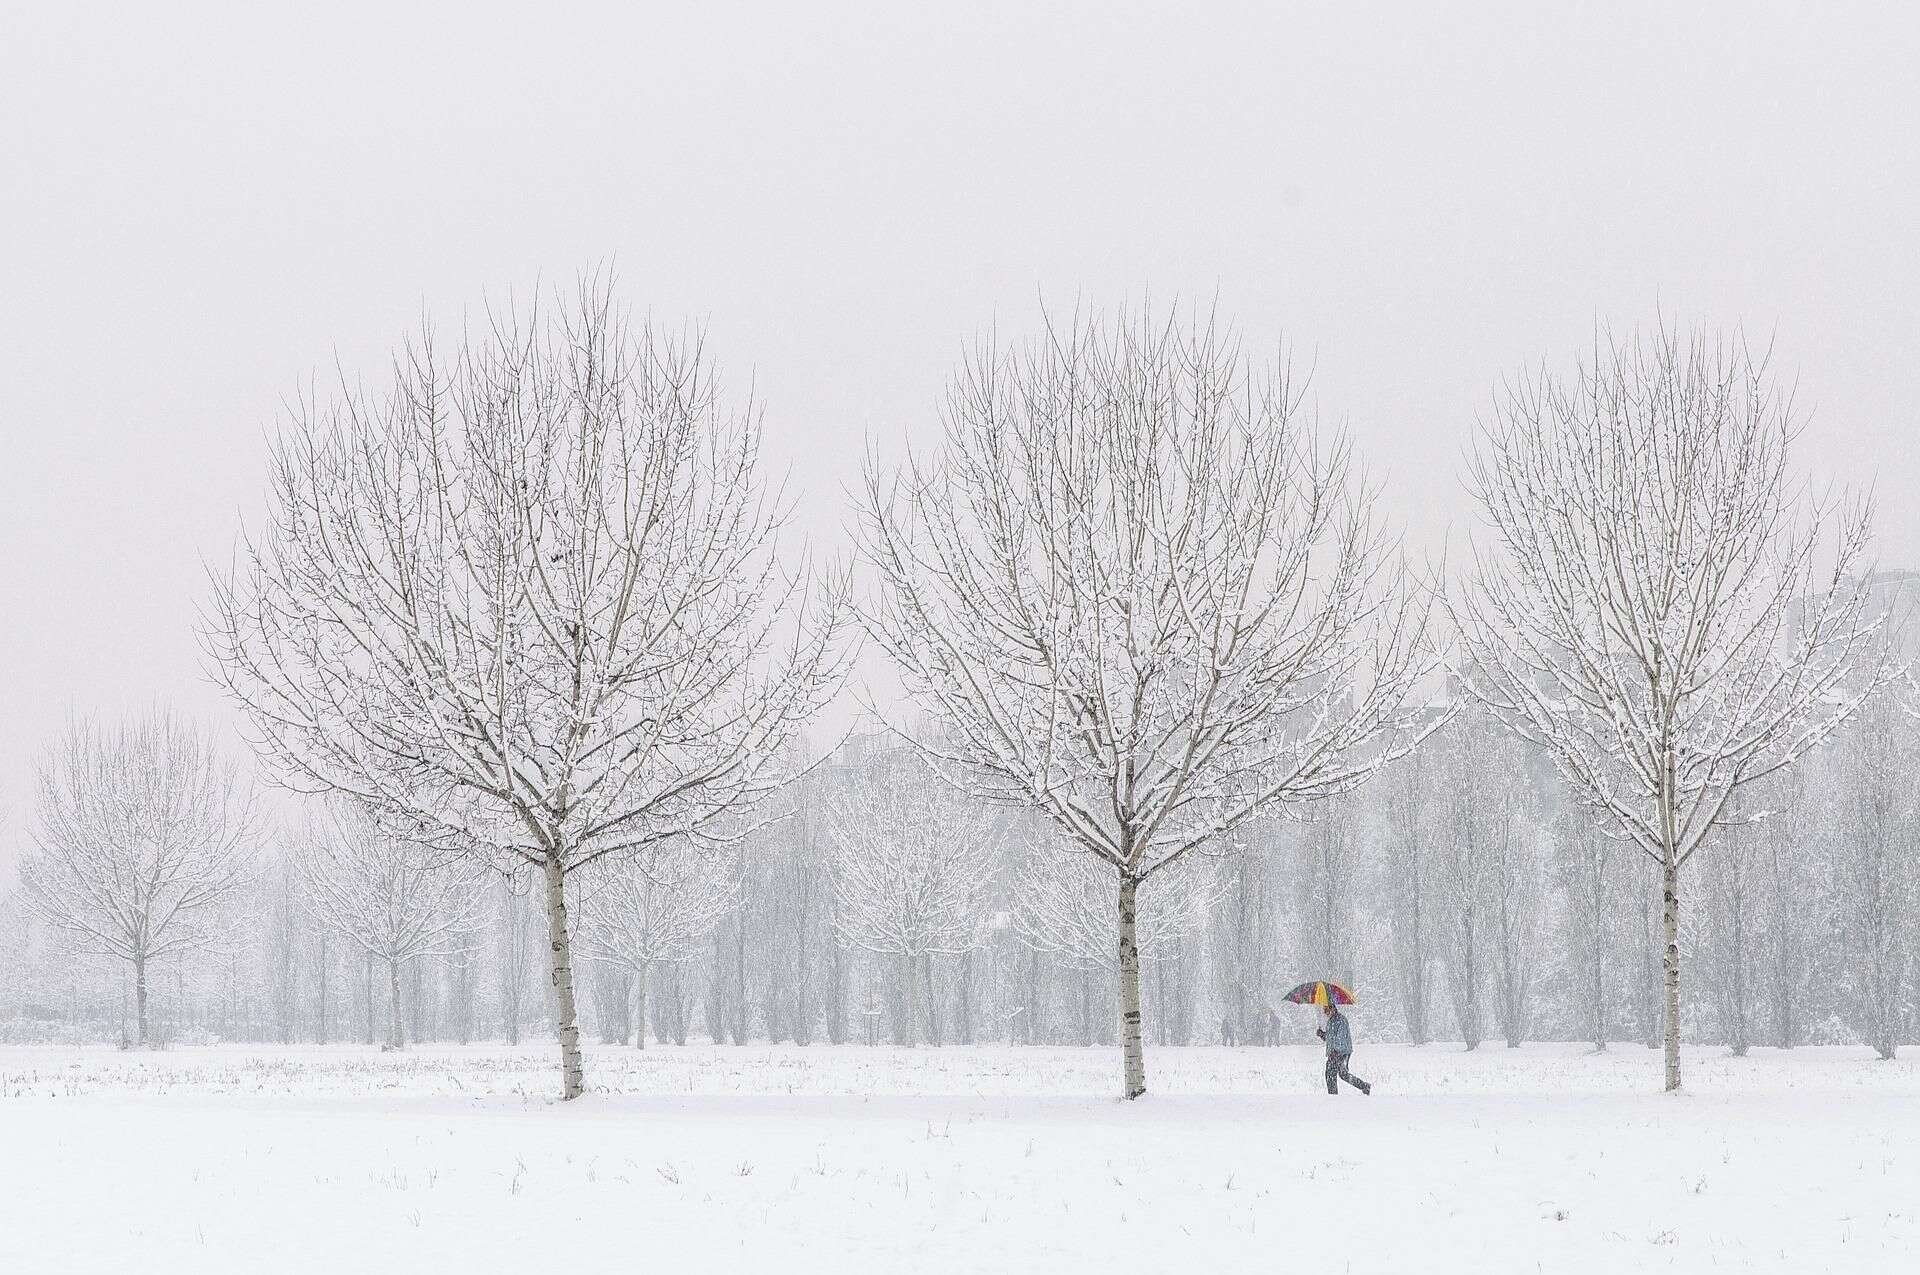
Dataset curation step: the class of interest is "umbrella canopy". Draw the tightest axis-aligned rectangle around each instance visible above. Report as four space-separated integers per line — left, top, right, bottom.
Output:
1281 980 1355 1008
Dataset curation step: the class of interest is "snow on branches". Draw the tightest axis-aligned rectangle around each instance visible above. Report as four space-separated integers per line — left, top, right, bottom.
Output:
20 710 259 1047
1454 324 1895 1089
206 276 850 1096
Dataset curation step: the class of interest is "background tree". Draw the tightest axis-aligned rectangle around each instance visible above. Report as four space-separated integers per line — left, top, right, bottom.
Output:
1430 718 1494 1049
824 751 1000 1046
1487 786 1546 1048
1456 325 1889 1090
207 278 848 1098
1827 695 1919 1058
1379 743 1437 1044
574 839 740 1048
1554 819 1625 1051
859 303 1431 1097
294 800 489 1049
20 711 256 1047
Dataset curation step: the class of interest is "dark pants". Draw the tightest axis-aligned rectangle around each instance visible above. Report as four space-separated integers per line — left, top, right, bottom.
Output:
1325 1051 1370 1094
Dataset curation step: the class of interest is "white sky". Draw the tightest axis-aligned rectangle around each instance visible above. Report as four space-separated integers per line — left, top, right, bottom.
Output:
3 1 1917 877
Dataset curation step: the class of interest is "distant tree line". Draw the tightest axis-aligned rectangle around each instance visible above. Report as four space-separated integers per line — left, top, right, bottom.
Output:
0 284 1912 1100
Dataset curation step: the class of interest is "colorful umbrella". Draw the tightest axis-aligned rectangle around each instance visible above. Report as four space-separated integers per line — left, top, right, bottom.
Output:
1281 980 1355 1008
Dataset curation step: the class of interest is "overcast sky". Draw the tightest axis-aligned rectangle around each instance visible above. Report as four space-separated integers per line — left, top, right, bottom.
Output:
2 1 1916 877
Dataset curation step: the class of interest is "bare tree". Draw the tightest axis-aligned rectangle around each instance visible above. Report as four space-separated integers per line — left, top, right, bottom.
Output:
1829 695 1919 1058
294 800 488 1049
1294 805 1359 996
1380 742 1437 1044
1696 799 1762 1056
1456 326 1889 1090
1759 767 1816 1048
20 711 257 1046
1487 796 1545 1048
1431 721 1493 1049
824 750 1000 1046
574 839 740 1048
1554 819 1623 1051
859 303 1431 1097
206 278 848 1097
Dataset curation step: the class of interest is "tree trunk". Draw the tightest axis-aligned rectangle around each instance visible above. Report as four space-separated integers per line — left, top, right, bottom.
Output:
1117 876 1147 1100
1662 854 1682 1092
134 955 149 1048
386 957 405 1050
543 856 586 1099
900 952 921 1047
1591 930 1606 1052
317 932 329 1045
956 950 974 1045
633 964 649 1050
922 953 942 1047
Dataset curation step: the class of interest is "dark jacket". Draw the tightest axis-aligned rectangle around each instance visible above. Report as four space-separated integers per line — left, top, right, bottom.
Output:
1320 1008 1352 1055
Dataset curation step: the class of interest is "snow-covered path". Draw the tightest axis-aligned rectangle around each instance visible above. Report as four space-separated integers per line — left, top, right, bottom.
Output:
3 1044 1915 1273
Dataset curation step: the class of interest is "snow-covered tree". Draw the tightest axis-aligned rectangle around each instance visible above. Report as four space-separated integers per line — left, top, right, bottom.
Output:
1456 326 1890 1090
206 277 849 1097
1757 768 1817 1048
574 840 740 1048
1379 739 1438 1044
1696 797 1764 1056
824 750 1000 1046
1488 801 1546 1048
1431 719 1495 1049
294 800 489 1049
859 303 1431 1097
1554 819 1626 1051
19 711 257 1046
1294 804 1360 995
1827 696 1919 1058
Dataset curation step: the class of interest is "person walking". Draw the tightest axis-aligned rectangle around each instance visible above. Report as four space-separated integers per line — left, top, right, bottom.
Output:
1317 1002 1372 1095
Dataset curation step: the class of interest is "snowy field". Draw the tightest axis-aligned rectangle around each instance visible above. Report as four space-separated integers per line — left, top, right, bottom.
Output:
4 1042 1917 1273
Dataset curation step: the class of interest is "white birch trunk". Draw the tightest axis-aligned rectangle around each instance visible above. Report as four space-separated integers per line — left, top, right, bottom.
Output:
387 958 404 1050
134 955 150 1048
1662 855 1682 1093
633 964 648 1051
544 857 586 1099
1117 876 1146 1100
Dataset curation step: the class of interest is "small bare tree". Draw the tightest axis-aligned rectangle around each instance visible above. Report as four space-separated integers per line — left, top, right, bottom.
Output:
294 800 489 1049
859 303 1431 1097
1456 326 1890 1090
206 277 848 1097
20 711 257 1046
824 750 1000 1046
574 840 741 1048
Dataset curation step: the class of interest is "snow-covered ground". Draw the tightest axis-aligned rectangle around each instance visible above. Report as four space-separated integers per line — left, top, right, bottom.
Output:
4 1042 1916 1273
